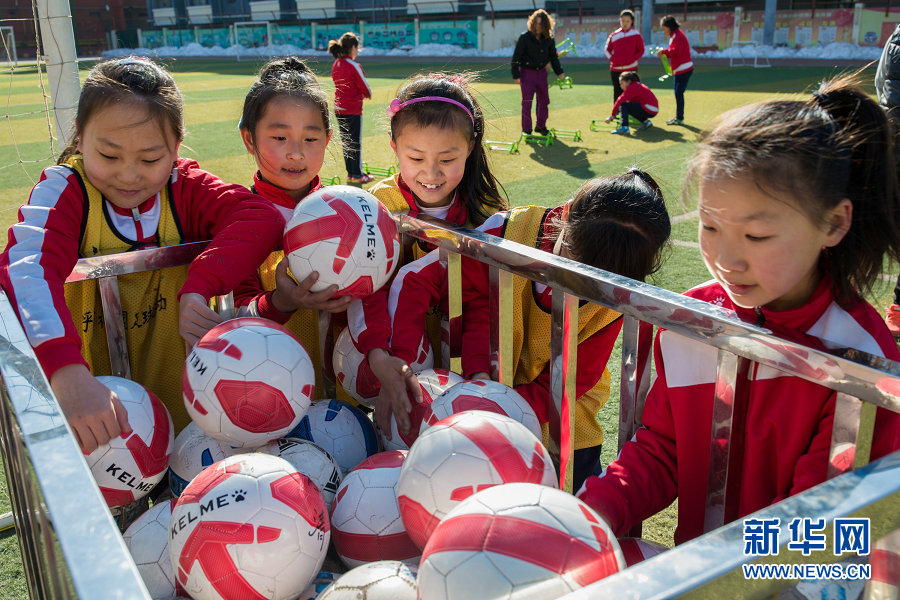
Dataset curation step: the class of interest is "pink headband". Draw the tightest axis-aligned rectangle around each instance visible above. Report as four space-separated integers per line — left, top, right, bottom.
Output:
386 96 475 127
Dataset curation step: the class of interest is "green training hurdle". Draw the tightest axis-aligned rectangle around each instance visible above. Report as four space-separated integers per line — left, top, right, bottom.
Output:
322 175 341 186
485 136 522 154
522 133 554 147
553 76 574 90
550 128 583 142
362 162 397 178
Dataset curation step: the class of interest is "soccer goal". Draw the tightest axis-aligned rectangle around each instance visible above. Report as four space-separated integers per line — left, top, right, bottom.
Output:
729 40 771 68
233 20 272 62
0 26 18 66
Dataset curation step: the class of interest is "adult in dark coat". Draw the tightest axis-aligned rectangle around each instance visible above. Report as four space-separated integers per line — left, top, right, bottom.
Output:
511 9 566 135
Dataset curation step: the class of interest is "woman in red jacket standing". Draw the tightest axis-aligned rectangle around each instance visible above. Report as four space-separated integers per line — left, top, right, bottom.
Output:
657 15 694 125
330 32 374 184
605 9 644 102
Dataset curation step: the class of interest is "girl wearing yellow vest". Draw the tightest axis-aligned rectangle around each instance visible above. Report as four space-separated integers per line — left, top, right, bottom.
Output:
347 73 508 414
0 58 284 452
384 170 671 490
232 58 351 401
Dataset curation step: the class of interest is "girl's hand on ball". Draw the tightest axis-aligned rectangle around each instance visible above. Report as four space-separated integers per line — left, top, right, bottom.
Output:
272 259 351 314
179 293 225 349
370 350 423 437
51 364 131 453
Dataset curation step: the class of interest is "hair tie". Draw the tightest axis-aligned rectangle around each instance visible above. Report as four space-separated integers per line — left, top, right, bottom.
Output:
386 96 475 127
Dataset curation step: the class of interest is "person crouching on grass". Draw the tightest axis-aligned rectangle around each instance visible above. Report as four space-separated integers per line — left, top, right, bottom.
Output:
605 72 659 135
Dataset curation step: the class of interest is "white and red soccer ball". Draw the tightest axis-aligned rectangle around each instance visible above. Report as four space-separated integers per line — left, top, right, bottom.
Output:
83 376 174 508
123 498 177 599
417 483 624 599
168 453 330 600
421 379 542 441
257 438 343 512
182 317 315 448
318 561 418 600
289 399 380 473
284 185 400 298
333 327 435 408
381 369 464 452
330 451 420 568
397 410 557 550
168 422 241 497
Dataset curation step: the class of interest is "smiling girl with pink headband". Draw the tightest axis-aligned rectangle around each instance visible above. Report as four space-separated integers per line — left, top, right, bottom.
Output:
344 72 508 416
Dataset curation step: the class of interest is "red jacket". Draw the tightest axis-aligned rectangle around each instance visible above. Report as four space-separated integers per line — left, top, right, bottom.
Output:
0 158 284 378
610 81 659 118
231 171 323 323
331 58 371 116
348 175 470 357
386 206 622 422
658 28 693 74
577 278 900 544
605 27 644 72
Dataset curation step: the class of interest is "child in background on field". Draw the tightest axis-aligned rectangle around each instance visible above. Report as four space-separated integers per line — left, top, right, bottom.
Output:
232 57 350 399
604 72 659 135
578 76 900 543
347 73 508 412
656 15 693 126
0 57 284 450
384 169 672 491
605 9 645 102
511 9 567 136
329 32 374 185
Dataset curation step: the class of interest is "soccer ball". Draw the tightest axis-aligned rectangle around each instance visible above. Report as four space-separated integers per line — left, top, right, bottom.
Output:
318 561 418 599
83 376 174 508
332 327 380 407
123 498 177 599
330 451 420 568
381 369 464 452
397 410 557 550
333 327 435 408
417 483 624 599
168 422 241 497
420 379 542 441
182 317 315 448
289 399 380 473
257 438 343 512
283 185 400 298
168 453 330 600
618 537 667 566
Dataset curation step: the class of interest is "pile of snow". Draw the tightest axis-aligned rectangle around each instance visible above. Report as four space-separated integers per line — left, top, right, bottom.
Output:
102 40 882 61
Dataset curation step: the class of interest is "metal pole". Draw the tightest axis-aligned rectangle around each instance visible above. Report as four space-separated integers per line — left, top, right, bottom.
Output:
763 0 777 45
34 0 81 155
642 0 654 46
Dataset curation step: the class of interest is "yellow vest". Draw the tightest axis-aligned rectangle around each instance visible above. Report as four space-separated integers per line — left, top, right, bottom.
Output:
256 251 327 401
62 156 190 432
503 206 621 450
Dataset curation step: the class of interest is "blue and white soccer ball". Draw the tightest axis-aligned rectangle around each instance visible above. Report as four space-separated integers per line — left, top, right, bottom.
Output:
168 422 241 497
288 399 380 473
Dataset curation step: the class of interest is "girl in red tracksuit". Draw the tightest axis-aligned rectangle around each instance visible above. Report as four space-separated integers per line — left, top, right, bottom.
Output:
346 73 508 413
605 72 659 134
605 9 645 101
0 58 284 450
578 77 900 544
329 32 373 184
657 15 694 125
233 57 350 401
384 170 672 492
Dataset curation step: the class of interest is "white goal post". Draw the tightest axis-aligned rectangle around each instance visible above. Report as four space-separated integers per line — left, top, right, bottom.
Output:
0 26 18 66
729 40 771 68
233 20 272 62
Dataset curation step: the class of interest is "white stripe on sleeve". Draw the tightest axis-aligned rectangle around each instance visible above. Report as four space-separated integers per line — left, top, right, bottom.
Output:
8 166 75 346
348 59 372 96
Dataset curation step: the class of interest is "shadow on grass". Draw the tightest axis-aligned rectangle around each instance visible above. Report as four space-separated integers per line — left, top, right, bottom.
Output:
525 139 601 179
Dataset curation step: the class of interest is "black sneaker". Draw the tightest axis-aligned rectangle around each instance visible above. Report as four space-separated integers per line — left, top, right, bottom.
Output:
534 127 549 136
522 129 532 135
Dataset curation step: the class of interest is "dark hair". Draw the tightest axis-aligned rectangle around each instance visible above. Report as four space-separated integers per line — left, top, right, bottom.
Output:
660 15 680 31
527 9 555 39
389 73 507 225
239 57 331 146
687 74 900 304
620 9 636 23
58 57 184 164
328 32 360 59
558 169 671 281
620 71 640 84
